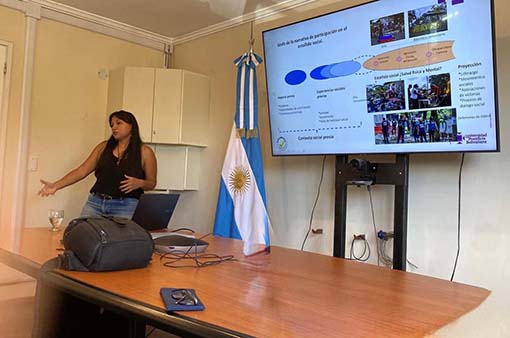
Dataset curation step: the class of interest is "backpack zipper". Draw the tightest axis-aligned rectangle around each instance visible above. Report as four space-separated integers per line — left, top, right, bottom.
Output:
86 220 108 244
99 229 107 244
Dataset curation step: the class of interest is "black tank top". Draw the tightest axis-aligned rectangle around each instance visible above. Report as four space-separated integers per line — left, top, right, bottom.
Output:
90 149 145 199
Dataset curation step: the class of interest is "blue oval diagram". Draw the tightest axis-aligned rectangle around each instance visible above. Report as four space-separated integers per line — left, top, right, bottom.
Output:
310 65 329 80
310 61 362 81
288 61 362 84
329 61 361 77
285 70 307 85
320 65 336 78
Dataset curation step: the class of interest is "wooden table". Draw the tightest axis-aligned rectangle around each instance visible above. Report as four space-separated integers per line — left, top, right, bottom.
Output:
0 227 63 277
2 228 490 338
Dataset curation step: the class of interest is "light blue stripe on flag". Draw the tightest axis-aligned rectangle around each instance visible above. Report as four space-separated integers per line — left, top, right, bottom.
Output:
213 180 242 240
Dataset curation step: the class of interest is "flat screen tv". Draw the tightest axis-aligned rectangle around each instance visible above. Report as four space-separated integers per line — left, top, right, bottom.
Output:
262 0 498 155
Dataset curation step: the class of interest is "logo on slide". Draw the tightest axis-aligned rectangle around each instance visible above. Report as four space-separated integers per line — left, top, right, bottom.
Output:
277 137 288 151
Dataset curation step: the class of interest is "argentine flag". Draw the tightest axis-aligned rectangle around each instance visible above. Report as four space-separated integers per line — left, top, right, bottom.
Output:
213 52 271 256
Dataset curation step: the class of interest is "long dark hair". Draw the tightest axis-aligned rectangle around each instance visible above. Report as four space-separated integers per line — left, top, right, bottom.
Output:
96 110 144 176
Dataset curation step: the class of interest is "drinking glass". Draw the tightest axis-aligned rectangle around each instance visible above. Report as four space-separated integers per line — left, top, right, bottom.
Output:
48 209 64 232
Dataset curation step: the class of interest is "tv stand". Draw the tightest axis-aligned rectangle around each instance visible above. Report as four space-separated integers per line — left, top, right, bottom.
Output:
333 154 409 270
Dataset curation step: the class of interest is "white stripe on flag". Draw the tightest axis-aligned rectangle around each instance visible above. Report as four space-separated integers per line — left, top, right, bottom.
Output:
249 67 254 130
239 63 246 129
251 53 260 66
221 123 268 255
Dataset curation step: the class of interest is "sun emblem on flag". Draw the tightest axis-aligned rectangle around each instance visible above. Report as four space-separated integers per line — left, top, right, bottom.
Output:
228 166 251 194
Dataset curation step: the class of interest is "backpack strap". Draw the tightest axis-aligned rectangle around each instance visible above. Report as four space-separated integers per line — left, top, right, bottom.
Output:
59 250 90 271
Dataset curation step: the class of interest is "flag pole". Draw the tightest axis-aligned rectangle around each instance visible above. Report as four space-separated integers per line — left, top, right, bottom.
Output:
213 21 271 256
249 21 254 54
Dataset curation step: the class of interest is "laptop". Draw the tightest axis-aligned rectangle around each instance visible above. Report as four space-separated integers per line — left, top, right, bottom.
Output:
132 193 209 253
131 193 180 231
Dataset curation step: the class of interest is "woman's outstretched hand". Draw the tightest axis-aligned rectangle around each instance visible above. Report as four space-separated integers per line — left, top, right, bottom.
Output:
38 179 57 196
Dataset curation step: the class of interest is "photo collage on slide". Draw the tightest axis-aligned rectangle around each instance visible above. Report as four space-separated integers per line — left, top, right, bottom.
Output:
368 3 458 145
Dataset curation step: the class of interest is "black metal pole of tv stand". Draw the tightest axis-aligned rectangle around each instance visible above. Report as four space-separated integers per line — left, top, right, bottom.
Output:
333 154 409 271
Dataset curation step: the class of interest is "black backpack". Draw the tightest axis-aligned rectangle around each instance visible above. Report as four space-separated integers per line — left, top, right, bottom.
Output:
60 216 154 272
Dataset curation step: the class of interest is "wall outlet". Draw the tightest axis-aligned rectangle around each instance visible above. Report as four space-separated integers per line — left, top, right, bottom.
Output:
29 156 38 171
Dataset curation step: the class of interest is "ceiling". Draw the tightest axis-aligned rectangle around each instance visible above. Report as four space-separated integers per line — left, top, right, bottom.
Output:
49 0 297 38
51 0 509 44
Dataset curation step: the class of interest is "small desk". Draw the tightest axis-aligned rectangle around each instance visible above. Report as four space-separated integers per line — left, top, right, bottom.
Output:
1 228 490 338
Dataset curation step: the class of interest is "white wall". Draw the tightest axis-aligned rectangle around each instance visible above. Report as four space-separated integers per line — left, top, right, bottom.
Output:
1 0 508 336
174 0 510 336
24 18 163 227
429 30 510 336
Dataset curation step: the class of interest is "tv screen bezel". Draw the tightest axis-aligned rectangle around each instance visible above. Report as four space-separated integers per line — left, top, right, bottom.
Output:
261 0 499 156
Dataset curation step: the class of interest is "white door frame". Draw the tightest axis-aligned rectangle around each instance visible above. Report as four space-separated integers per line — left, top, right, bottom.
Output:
0 40 14 219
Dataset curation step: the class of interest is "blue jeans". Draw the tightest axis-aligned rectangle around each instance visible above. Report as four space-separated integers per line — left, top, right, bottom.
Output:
80 194 139 219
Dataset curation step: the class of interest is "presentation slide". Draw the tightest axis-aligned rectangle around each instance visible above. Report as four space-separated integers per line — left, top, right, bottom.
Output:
263 0 498 155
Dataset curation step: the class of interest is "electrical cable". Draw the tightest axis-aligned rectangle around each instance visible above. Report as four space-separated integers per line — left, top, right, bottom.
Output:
368 188 417 269
378 238 393 267
366 185 381 266
450 152 465 281
300 155 327 251
156 233 237 268
160 251 236 268
170 227 195 233
406 259 419 270
349 236 371 261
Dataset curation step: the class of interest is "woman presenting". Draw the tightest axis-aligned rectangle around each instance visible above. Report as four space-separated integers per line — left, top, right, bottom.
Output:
38 110 157 219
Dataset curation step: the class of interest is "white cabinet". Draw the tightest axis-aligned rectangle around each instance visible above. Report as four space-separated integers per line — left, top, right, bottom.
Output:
107 67 210 191
106 67 155 142
151 145 201 191
106 67 210 146
153 69 210 146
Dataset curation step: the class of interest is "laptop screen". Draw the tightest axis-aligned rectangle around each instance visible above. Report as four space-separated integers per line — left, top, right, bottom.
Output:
131 193 180 231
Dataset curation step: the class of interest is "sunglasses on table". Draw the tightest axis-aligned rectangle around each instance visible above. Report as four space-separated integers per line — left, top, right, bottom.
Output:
171 289 199 306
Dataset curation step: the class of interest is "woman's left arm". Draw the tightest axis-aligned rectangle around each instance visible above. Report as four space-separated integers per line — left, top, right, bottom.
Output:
120 145 157 193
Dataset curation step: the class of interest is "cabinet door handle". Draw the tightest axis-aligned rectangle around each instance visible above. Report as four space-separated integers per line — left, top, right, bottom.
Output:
153 130 156 135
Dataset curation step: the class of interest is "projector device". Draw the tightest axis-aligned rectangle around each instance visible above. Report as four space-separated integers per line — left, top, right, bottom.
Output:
153 234 209 253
